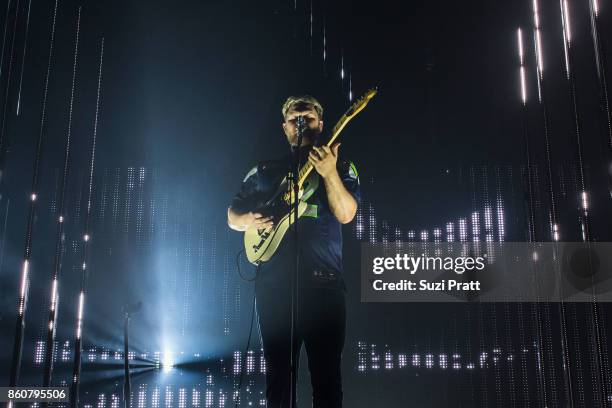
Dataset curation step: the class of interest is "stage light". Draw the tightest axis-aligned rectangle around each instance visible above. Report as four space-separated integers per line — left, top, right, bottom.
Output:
580 190 588 211
412 354 420 367
35 340 45 364
496 197 505 241
192 389 200 407
439 354 448 369
398 353 407 368
479 352 488 368
517 28 527 105
179 388 187 408
138 385 147 408
152 387 160 408
433 228 441 242
532 0 544 76
384 350 393 369
563 0 572 44
205 390 214 407
520 63 527 104
51 278 58 311
19 260 29 315
517 28 524 65
425 354 434 368
165 386 173 407
446 222 455 242
97 393 107 408
559 0 571 75
323 24 326 61
163 350 174 372
471 212 480 241
458 219 467 242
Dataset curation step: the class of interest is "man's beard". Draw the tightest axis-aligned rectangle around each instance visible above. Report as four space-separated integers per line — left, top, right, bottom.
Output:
294 127 320 146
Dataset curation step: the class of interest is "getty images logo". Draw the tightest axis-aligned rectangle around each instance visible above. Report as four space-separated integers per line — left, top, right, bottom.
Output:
372 254 486 275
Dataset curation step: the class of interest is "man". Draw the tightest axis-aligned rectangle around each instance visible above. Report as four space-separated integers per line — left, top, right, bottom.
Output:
227 95 360 408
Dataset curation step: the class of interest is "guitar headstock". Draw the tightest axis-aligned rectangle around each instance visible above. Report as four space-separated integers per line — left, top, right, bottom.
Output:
344 87 378 119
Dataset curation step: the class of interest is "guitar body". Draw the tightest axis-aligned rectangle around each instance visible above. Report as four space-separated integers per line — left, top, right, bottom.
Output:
244 200 308 265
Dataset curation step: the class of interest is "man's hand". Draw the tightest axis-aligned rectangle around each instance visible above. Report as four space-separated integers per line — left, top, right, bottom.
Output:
242 212 274 230
308 143 341 179
227 208 274 232
307 143 358 224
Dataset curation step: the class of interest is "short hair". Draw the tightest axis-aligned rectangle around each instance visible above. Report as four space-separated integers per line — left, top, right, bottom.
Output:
281 95 323 120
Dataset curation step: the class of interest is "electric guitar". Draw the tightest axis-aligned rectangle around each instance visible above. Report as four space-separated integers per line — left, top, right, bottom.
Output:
244 88 378 264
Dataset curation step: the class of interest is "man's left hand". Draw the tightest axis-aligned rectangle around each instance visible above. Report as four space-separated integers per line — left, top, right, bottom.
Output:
308 143 340 179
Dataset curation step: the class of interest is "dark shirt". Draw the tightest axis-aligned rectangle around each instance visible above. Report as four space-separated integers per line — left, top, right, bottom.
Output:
231 147 360 289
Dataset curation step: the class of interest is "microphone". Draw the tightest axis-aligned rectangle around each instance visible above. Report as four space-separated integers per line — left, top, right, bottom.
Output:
295 116 306 135
295 116 306 149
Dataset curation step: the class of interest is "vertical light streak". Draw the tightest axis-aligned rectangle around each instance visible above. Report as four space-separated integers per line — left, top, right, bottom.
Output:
9 0 58 389
518 28 527 105
532 0 544 101
535 30 544 75
70 37 104 408
50 278 57 312
42 6 81 389
76 291 84 339
532 0 544 74
559 0 571 75
16 0 32 115
563 0 572 44
518 28 524 64
322 22 326 62
18 259 29 314
309 0 313 38
587 0 612 200
0 0 21 162
0 0 12 79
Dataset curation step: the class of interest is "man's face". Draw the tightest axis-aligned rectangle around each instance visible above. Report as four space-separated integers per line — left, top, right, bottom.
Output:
282 103 323 147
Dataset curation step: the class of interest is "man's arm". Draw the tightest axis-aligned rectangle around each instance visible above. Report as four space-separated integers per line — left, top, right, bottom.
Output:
228 165 274 231
309 144 358 224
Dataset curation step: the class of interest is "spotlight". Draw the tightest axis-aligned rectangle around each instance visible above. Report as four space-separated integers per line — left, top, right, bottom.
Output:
163 350 174 372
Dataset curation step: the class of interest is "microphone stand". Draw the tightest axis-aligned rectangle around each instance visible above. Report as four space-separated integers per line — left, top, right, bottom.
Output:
289 117 305 408
121 301 141 408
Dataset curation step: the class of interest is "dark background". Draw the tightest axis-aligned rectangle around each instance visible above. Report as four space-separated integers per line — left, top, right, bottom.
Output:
0 0 611 406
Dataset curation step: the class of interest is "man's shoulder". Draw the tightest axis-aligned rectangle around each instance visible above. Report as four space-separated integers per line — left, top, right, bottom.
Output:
337 158 359 180
242 157 288 181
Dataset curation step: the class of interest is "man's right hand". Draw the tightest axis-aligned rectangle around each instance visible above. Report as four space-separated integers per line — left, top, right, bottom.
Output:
243 212 274 230
227 207 274 231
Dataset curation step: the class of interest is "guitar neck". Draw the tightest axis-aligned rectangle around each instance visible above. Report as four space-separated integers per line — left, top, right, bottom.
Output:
297 117 348 186
296 87 377 187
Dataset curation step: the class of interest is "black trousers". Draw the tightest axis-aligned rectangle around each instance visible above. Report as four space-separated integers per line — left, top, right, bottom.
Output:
255 284 346 408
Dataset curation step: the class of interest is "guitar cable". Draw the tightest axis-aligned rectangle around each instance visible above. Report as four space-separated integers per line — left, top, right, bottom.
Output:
234 249 259 407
